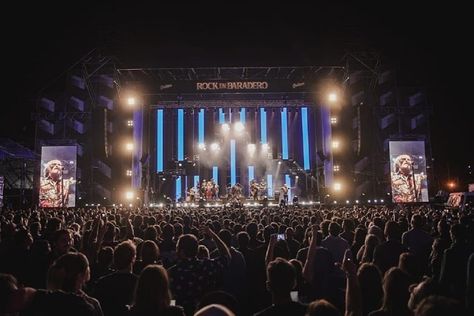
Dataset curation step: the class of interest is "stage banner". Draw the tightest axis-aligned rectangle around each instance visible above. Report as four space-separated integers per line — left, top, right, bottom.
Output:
0 175 4 208
389 141 429 203
156 79 311 94
39 146 77 208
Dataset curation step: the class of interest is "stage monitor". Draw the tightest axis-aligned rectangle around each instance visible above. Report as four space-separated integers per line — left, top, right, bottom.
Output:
39 146 77 208
389 141 428 203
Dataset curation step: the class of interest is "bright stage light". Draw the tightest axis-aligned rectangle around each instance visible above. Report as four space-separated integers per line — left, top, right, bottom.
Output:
127 97 136 106
198 143 206 150
234 122 245 133
331 117 337 124
332 140 340 149
447 181 456 189
381 199 384 203
355 200 359 204
247 144 256 155
346 200 350 204
333 182 342 191
328 92 337 103
125 191 134 200
126 170 132 176
125 143 134 151
334 165 340 172
127 120 134 127
210 143 220 151
222 123 230 132
262 143 269 151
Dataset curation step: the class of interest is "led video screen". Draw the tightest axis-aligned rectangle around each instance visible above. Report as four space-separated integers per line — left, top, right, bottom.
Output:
39 146 77 207
389 141 428 203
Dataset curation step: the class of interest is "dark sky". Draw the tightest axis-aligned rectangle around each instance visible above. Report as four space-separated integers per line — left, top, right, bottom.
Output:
2 2 472 188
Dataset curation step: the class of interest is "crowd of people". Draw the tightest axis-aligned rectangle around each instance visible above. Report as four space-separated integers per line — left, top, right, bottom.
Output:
0 203 473 315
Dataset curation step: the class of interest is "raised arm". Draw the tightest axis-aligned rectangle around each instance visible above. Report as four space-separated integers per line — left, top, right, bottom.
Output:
265 234 277 268
303 225 318 282
205 225 231 262
342 249 362 316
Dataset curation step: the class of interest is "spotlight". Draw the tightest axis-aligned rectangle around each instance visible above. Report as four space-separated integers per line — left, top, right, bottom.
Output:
278 161 282 165
127 97 136 106
333 182 342 191
247 144 256 155
330 117 337 124
262 143 269 151
127 120 134 127
355 200 359 204
222 123 230 132
346 200 350 204
332 140 340 149
125 191 134 200
198 143 206 150
126 170 132 176
210 143 220 151
125 143 134 151
328 92 337 103
234 122 245 133
381 199 384 203
333 165 340 172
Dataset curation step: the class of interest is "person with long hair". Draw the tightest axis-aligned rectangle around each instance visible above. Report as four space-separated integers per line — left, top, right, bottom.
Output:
368 267 411 316
47 252 103 316
129 264 184 316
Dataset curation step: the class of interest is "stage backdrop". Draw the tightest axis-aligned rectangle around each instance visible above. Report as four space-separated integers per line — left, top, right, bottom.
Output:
151 106 332 201
389 141 428 203
39 146 77 208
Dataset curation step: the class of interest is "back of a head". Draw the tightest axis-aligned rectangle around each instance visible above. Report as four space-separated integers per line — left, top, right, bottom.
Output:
384 221 401 240
98 246 114 266
114 240 136 270
48 252 89 292
411 214 423 229
218 229 232 247
0 274 18 313
415 295 465 316
267 258 296 296
329 222 341 236
134 264 171 312
177 234 199 258
382 267 411 311
194 304 235 316
141 240 159 263
246 222 258 238
237 231 249 248
450 223 466 242
306 299 340 316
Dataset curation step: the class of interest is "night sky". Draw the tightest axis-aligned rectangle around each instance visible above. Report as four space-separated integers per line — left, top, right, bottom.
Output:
2 2 472 189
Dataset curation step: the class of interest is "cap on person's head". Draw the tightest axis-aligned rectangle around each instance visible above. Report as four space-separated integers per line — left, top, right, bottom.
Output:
194 304 235 316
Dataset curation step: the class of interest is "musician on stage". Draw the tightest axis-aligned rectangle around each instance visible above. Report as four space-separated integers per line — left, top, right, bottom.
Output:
258 178 267 200
250 179 259 200
280 184 289 205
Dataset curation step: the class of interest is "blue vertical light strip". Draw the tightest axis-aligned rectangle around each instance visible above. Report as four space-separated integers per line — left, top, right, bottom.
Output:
281 107 289 159
198 109 205 145
176 176 182 201
260 108 267 144
156 109 164 172
213 166 218 184
240 108 246 123
285 174 292 203
248 166 254 189
177 109 184 161
267 174 273 197
230 140 236 185
301 107 310 170
219 108 225 123
194 176 200 188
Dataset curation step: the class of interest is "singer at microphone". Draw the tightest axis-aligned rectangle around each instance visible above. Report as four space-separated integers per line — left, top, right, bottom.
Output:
39 159 75 208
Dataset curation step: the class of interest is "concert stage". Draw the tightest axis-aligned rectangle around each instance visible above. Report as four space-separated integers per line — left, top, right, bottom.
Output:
120 67 346 205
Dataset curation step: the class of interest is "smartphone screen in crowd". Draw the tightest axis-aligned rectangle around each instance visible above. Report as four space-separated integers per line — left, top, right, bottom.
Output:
277 234 285 241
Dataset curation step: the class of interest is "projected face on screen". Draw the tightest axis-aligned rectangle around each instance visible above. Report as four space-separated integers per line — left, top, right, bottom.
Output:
389 141 429 203
39 146 77 208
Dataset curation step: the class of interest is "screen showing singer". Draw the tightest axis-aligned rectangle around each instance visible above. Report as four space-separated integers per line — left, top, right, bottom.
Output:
389 141 428 203
39 146 77 208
